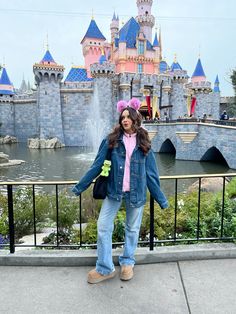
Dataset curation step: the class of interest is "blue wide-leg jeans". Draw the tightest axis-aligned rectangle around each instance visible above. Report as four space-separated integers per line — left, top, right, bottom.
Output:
96 193 144 275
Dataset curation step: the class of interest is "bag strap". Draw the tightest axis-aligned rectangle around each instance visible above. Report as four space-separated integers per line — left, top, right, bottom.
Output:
106 148 112 160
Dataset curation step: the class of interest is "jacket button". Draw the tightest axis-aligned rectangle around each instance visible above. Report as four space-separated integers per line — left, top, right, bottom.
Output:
120 166 122 169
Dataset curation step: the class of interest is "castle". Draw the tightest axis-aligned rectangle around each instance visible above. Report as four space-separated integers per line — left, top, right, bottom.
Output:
0 0 221 147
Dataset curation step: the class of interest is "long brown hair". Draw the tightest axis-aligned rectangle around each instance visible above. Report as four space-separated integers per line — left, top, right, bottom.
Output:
108 107 151 155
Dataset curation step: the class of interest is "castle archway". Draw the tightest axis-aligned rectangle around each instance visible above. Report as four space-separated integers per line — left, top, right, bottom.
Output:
200 146 229 166
159 139 176 155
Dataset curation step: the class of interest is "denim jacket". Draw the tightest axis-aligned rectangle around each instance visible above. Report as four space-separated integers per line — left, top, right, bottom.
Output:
72 135 168 209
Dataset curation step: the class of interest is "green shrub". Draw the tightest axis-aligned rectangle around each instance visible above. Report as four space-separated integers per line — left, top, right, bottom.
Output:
13 188 48 240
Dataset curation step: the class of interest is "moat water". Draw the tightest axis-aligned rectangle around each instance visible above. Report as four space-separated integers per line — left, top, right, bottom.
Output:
0 143 234 195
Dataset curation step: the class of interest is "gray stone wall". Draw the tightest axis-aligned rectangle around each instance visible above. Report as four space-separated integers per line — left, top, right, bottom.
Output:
61 89 93 146
14 102 38 141
37 79 65 143
170 82 188 120
0 102 15 136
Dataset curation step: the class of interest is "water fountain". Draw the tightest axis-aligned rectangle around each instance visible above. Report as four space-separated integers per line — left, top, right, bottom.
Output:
86 84 111 152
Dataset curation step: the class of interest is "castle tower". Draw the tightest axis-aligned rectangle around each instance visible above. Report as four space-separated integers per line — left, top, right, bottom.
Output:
110 12 119 44
110 12 119 61
90 61 116 132
0 66 15 136
135 0 155 43
187 57 214 119
169 58 189 120
33 49 65 143
81 18 106 77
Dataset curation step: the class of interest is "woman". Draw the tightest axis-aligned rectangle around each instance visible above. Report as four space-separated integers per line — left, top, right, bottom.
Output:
72 98 168 284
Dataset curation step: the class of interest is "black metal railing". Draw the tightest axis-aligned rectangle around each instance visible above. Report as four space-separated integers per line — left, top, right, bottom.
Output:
1 173 236 253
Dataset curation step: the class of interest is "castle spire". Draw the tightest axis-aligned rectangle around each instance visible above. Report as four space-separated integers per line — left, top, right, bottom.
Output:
153 29 159 47
191 58 206 82
214 74 220 92
159 26 162 60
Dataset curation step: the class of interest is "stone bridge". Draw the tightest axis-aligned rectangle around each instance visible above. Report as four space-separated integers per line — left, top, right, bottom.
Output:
145 121 236 169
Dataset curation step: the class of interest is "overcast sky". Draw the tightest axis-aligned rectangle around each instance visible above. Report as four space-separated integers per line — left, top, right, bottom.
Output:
1 0 235 96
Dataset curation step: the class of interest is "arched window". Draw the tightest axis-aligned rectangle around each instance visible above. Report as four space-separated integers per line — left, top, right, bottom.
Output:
138 40 145 55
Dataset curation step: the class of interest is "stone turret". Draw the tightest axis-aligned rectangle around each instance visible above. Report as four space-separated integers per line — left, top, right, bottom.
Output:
186 58 213 119
135 0 155 43
33 50 65 143
90 62 116 130
0 67 15 136
168 58 189 119
81 18 106 77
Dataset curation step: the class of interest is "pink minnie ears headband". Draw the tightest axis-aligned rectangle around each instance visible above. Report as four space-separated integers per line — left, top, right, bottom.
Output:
117 98 141 113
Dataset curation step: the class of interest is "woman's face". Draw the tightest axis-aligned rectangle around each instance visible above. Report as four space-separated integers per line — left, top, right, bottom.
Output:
121 109 134 134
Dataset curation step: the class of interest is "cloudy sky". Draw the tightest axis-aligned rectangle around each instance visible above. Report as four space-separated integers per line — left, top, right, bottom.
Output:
1 0 235 96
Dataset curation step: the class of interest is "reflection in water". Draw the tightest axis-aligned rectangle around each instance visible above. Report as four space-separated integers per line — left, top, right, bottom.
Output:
0 143 234 196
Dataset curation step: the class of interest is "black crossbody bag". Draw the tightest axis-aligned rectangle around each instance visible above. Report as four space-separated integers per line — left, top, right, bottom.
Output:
93 149 112 199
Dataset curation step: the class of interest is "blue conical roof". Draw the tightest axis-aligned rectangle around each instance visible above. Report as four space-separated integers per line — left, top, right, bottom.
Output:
41 50 56 63
171 61 182 71
215 74 219 84
112 12 116 21
214 75 220 92
81 19 106 43
0 68 12 85
153 32 159 47
0 67 14 95
192 58 206 77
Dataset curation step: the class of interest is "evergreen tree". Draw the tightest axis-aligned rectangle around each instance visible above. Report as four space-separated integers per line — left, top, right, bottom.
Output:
229 69 236 116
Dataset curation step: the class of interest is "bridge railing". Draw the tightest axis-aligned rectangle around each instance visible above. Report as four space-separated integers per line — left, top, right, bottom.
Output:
0 173 236 253
143 119 236 126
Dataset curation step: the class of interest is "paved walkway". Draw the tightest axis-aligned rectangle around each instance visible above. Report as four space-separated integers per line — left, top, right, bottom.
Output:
0 245 236 314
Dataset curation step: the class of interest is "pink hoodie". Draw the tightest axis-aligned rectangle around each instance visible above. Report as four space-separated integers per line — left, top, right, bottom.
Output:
122 132 137 192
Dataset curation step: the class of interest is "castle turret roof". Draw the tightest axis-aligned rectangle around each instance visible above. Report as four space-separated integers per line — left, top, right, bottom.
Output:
64 66 93 82
81 19 106 43
214 74 220 92
118 17 154 50
119 17 140 48
170 61 182 71
153 32 159 47
40 50 56 64
192 58 206 78
0 67 14 95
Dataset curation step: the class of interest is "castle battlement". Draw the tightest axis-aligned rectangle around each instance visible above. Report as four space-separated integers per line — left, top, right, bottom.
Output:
90 62 115 77
186 81 212 93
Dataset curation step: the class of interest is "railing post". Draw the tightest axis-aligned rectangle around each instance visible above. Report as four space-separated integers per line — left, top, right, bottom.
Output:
7 185 15 253
149 195 155 251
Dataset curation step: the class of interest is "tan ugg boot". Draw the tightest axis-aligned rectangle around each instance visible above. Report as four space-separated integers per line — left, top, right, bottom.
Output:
87 268 116 284
120 265 134 281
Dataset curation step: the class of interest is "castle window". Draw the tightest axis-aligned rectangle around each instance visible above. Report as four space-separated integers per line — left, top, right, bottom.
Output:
138 63 143 73
138 40 145 55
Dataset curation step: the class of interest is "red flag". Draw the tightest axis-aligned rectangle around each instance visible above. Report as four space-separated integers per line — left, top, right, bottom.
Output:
190 96 197 115
146 95 152 118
